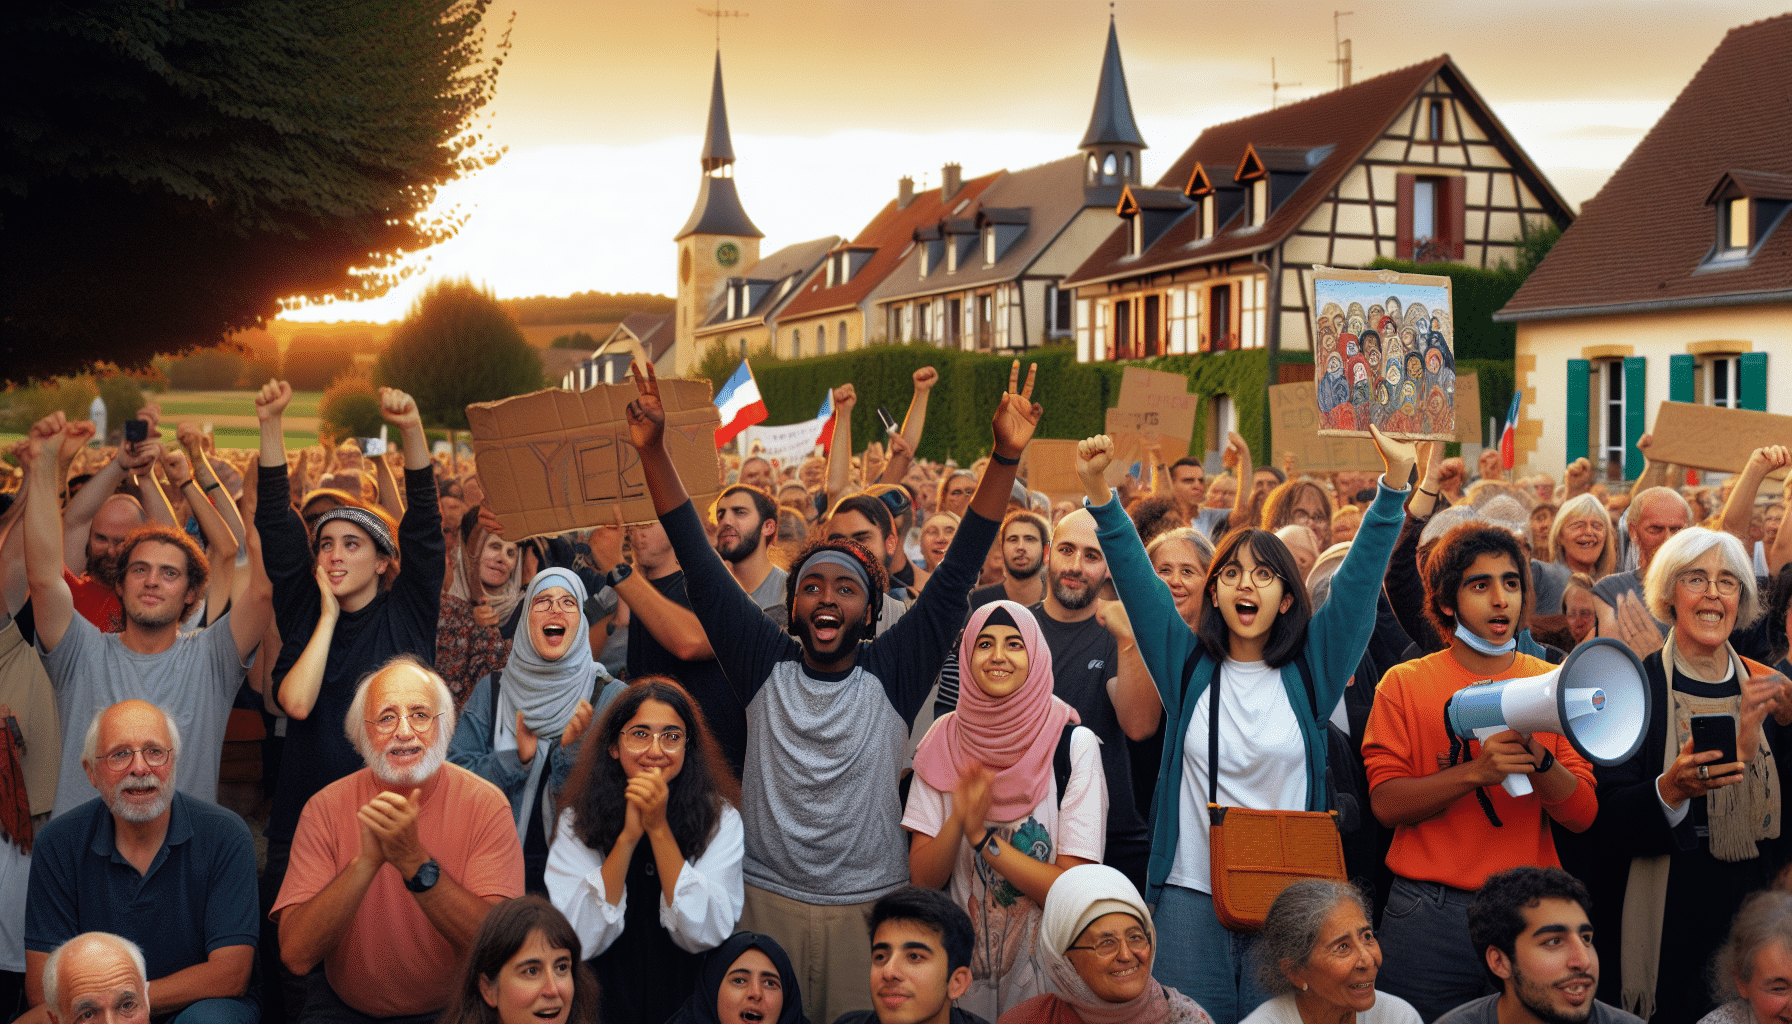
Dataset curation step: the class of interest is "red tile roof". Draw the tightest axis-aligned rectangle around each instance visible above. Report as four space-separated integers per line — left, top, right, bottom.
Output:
777 172 999 320
1499 14 1792 319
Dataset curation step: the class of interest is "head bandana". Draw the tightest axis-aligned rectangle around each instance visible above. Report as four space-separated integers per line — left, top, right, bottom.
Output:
311 506 395 557
795 549 873 594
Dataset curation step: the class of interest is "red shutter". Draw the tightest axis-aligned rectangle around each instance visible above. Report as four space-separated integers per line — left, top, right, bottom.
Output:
1445 175 1467 260
1395 173 1415 259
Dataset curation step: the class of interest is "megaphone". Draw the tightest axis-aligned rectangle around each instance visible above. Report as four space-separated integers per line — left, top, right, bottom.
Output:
1444 638 1652 797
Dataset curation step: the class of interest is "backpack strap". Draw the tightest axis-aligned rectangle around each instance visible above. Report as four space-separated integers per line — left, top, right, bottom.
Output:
486 671 502 724
1052 722 1079 804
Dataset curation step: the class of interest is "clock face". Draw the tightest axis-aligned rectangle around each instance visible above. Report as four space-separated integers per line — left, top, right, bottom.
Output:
715 242 740 268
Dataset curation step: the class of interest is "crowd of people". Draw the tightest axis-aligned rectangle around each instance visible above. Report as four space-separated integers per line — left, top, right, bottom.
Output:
1 361 1789 1024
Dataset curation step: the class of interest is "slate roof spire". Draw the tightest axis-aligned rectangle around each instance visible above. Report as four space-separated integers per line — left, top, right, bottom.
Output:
700 51 735 172
1080 16 1146 150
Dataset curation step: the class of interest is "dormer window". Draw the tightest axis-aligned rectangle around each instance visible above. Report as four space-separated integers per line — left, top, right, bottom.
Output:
985 227 996 265
824 258 835 288
947 239 958 274
1725 198 1751 252
920 246 931 277
1250 179 1268 227
1201 195 1215 238
1129 215 1143 256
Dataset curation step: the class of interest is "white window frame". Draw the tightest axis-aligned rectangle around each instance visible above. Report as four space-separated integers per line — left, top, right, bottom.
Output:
1600 360 1626 476
1414 179 1438 241
1708 356 1742 409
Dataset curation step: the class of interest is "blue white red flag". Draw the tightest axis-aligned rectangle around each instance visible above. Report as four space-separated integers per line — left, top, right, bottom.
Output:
1499 390 1522 470
714 359 768 446
813 389 837 455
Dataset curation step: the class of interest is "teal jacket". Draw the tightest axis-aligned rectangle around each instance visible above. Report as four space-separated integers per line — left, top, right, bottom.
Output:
1088 481 1408 897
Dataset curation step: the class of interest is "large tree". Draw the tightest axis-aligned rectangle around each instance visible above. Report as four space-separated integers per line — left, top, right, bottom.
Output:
1 0 507 383
377 278 542 430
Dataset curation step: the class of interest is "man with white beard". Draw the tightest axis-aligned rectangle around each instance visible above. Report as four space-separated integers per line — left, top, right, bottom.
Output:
273 657 522 1024
23 701 258 1024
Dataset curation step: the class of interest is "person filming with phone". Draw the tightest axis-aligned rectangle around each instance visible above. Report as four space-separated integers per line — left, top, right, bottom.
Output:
1587 527 1792 1024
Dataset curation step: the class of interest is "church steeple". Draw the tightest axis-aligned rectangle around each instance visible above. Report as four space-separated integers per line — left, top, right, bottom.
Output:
676 52 762 241
1080 16 1146 189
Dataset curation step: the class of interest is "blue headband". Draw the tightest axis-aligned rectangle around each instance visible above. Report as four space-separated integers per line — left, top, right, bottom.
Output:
796 549 873 593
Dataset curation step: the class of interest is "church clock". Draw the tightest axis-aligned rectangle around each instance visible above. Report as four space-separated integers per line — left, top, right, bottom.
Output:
715 241 741 268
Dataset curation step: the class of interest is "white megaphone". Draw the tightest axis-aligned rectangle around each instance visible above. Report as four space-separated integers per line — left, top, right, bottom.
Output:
1444 638 1652 798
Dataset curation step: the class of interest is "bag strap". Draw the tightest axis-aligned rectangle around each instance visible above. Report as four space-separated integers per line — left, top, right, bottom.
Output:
1052 722 1079 806
1293 651 1321 719
1208 665 1221 808
486 671 502 723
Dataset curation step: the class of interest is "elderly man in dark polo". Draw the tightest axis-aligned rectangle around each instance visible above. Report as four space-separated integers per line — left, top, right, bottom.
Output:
24 701 258 1024
274 657 522 1024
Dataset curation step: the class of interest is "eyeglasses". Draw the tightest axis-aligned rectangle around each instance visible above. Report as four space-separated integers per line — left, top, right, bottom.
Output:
620 727 686 754
1066 931 1153 960
1289 510 1324 526
530 594 582 614
1218 564 1279 588
366 711 444 735
101 745 171 772
1677 572 1742 596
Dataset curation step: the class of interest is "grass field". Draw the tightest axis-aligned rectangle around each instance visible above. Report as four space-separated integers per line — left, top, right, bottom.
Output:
156 390 323 418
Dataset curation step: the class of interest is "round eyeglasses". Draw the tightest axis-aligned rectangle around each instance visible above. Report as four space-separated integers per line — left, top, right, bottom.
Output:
1066 930 1153 961
1217 564 1279 588
620 727 686 754
366 711 444 736
101 745 171 772
1677 572 1741 596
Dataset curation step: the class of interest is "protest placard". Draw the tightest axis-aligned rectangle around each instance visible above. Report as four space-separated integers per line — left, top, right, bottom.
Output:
1311 266 1457 440
1104 367 1197 446
1647 402 1792 477
1027 434 1148 496
1271 371 1481 473
466 380 722 538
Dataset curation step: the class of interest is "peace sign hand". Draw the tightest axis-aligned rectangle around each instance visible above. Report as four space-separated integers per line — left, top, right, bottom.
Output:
624 361 665 451
991 360 1042 458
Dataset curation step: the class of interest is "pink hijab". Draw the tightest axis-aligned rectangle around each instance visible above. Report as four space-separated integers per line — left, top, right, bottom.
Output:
912 601 1078 821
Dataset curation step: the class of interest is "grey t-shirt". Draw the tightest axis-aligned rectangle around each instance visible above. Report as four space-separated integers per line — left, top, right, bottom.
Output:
747 566 789 629
1435 994 1642 1024
40 614 249 816
1593 568 1670 637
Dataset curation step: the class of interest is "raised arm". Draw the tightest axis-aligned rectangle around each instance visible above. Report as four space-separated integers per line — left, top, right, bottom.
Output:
1720 446 1790 546
900 366 936 455
1627 433 1672 501
1096 597 1163 740
825 383 857 509
228 508 275 663
586 509 713 661
878 430 915 487
61 440 156 572
1225 431 1254 530
162 449 239 623
179 422 246 547
22 415 79 652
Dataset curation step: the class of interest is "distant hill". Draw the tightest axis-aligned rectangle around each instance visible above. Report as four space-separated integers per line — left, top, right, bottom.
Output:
501 291 673 326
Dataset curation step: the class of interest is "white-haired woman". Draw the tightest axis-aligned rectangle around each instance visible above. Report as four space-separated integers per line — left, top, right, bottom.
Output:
1241 879 1419 1024
1591 527 1792 1024
1700 889 1792 1024
1549 493 1618 581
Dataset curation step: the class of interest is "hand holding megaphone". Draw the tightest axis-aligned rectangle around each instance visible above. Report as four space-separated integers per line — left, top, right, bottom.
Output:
1465 730 1549 793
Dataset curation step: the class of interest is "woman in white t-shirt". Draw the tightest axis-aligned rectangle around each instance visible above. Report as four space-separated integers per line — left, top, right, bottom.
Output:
906 600 1109 1020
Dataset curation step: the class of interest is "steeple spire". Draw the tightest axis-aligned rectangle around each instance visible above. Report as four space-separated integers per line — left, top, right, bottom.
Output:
700 51 736 173
1080 16 1146 150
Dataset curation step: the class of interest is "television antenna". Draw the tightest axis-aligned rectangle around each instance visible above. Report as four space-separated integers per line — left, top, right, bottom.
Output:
1263 58 1302 108
696 7 747 47
1334 11 1355 89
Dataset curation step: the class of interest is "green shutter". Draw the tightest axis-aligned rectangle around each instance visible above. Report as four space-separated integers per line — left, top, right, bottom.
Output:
1624 356 1647 478
1669 353 1695 403
1566 359 1590 463
1740 351 1768 410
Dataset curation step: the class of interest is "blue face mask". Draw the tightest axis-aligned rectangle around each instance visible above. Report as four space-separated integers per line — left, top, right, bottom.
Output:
1455 620 1517 656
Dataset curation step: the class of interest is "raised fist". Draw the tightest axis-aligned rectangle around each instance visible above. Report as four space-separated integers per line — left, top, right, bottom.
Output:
256 380 294 422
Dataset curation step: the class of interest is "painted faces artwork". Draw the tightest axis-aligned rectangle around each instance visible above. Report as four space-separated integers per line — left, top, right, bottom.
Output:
1406 352 1424 384
1311 274 1454 438
1362 330 1383 369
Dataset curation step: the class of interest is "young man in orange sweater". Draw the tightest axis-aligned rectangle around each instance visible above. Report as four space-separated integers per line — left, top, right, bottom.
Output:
1363 523 1598 1021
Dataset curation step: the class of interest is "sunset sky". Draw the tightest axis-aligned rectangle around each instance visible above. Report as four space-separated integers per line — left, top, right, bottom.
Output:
280 0 1787 324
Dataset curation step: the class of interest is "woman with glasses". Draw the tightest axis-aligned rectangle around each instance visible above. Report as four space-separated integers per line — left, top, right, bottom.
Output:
449 569 623 893
1260 479 1335 548
906 601 1107 1019
1073 426 1413 1024
546 676 744 1024
1000 864 1212 1024
1589 527 1792 1024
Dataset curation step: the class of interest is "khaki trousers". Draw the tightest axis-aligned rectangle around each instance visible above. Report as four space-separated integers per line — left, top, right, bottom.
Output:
739 883 876 1024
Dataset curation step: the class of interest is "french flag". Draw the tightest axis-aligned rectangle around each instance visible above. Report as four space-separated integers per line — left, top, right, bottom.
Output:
714 359 767 447
1499 390 1522 470
813 389 837 455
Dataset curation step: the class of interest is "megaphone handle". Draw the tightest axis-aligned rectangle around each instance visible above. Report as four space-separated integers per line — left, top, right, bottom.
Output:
1501 773 1534 798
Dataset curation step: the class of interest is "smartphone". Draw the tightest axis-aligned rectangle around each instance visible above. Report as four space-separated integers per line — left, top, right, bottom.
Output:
1691 713 1740 778
876 405 899 436
123 419 148 444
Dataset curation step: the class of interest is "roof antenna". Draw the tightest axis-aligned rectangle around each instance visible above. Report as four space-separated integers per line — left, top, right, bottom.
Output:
1333 10 1354 89
696 6 747 48
1262 57 1302 108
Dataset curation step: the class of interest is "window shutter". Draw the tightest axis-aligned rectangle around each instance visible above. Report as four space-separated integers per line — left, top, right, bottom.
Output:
1740 351 1768 410
1668 354 1695 403
1623 356 1647 478
1566 359 1590 463
1445 176 1468 260
1395 173 1415 259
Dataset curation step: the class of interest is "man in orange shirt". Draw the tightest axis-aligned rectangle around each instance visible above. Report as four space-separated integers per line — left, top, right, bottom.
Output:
1364 524 1598 1021
273 658 522 1024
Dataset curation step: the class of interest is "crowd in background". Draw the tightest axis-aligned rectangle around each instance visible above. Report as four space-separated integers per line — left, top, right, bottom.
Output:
2 365 1790 1024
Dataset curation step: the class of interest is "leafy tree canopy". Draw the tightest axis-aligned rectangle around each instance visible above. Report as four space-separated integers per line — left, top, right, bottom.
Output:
376 278 542 430
2 0 508 383
549 331 600 350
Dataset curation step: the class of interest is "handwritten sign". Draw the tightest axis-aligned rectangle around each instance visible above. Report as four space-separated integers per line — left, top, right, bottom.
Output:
1270 382 1383 472
466 381 722 538
1105 367 1197 447
1647 402 1792 477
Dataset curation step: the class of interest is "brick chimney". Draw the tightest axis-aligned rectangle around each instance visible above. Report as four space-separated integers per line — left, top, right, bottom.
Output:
898 175 915 209
942 163 962 201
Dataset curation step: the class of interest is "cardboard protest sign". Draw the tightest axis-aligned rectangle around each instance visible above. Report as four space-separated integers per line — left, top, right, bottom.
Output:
466 381 722 538
1311 267 1456 440
1271 371 1481 473
1026 434 1149 496
1647 402 1792 477
1104 367 1197 446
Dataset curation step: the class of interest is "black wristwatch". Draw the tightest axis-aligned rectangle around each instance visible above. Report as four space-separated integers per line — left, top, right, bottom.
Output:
1534 749 1556 775
405 859 440 893
605 563 634 589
